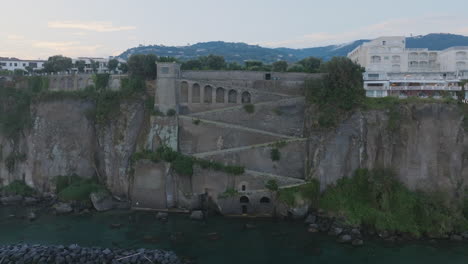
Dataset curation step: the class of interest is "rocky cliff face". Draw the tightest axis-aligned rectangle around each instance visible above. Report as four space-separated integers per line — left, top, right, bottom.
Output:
306 103 468 196
0 98 150 197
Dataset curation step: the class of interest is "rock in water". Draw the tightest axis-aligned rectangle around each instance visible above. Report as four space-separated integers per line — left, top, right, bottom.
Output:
190 210 204 220
352 239 364 246
156 212 168 220
338 234 352 243
27 211 37 221
304 214 317 224
90 191 114 212
1 195 23 205
53 202 73 214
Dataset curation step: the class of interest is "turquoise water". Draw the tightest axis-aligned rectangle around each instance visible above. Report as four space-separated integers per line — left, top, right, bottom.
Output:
0 207 467 264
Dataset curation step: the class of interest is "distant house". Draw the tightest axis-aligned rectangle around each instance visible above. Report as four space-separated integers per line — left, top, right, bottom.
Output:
0 57 46 72
348 36 468 98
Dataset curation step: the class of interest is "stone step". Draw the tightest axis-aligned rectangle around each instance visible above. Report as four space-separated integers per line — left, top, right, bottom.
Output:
179 115 297 140
188 96 305 116
191 137 307 158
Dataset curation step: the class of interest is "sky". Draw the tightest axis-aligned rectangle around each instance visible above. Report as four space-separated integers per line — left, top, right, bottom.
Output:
2 0 468 59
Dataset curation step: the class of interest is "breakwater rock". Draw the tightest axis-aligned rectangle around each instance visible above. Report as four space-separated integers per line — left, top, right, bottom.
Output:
0 244 183 264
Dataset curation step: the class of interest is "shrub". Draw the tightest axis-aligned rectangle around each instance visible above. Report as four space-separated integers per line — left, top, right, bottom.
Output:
57 176 106 202
273 107 283 116
278 180 320 207
166 109 176 116
265 179 279 192
1 180 35 196
172 155 194 176
270 148 280 161
320 168 468 236
218 188 240 198
192 119 201 125
243 104 255 113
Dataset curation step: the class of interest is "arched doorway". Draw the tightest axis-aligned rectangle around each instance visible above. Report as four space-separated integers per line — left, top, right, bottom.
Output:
204 85 213 103
180 81 189 103
228 89 237 103
260 197 270 203
241 91 251 104
240 196 249 214
192 83 200 103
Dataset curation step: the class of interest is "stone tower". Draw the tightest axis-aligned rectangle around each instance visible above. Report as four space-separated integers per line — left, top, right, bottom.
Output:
155 63 181 114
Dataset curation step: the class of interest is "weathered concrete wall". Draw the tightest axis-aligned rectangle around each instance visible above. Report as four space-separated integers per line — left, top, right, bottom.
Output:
197 140 306 179
191 97 305 137
306 103 468 196
178 116 283 155
181 70 319 81
131 160 169 209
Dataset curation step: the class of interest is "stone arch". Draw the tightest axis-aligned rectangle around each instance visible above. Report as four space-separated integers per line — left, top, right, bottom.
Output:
216 87 225 103
86 78 94 87
192 83 200 103
180 81 189 103
77 78 83 89
60 78 66 89
241 91 251 104
240 196 249 203
67 77 73 89
204 85 213 103
228 89 237 103
260 197 270 203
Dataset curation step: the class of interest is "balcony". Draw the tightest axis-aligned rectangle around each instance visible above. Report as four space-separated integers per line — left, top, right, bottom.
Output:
388 85 461 91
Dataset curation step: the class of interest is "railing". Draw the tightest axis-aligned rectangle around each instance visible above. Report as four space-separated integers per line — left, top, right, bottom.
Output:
387 86 461 91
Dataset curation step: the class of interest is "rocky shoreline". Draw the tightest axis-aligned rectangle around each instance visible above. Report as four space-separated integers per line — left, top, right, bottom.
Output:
0 244 183 264
301 210 468 245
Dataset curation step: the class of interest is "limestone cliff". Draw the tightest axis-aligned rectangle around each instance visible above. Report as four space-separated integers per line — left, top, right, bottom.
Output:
0 97 151 197
306 103 468 197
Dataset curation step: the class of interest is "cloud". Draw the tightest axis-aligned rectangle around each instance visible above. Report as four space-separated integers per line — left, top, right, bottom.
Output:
48 21 136 32
259 15 468 48
33 41 104 57
7 34 25 40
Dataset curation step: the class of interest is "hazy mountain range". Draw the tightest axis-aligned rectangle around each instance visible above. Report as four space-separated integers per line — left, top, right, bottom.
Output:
117 33 468 63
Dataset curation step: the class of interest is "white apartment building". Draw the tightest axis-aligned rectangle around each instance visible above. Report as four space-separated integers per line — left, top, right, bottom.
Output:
0 58 45 71
71 57 126 74
348 36 468 98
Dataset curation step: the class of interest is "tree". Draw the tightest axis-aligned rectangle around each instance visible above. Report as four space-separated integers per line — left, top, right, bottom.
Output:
305 57 365 127
272 61 288 72
181 59 203 70
43 55 73 73
204 54 226 70
119 63 128 74
75 60 86 73
127 54 157 79
298 57 322 73
90 60 100 73
108 59 119 73
245 60 263 69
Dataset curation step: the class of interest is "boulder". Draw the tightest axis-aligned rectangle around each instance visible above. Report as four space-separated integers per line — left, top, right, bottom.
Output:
352 239 364 246
350 228 361 237
90 191 113 212
304 214 317 224
328 227 343 236
461 232 468 240
190 210 204 220
53 202 73 214
156 212 168 220
450 234 463 241
308 224 319 233
337 234 352 243
27 211 37 221
23 197 39 205
1 195 23 205
288 205 308 220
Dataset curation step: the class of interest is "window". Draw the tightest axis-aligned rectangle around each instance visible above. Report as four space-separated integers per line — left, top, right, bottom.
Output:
367 83 384 87
241 185 246 191
384 56 389 60
161 67 169 74
265 73 271 80
368 73 380 78
382 41 386 45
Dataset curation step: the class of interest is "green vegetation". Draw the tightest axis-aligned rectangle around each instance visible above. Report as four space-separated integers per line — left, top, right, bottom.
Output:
132 146 245 176
243 104 255 113
166 109 176 116
278 180 320 207
272 107 283 116
270 148 281 161
285 169 468 236
192 119 201 125
0 180 35 196
218 188 240 198
44 55 73 73
265 179 279 192
92 73 110 91
54 175 106 202
305 57 365 128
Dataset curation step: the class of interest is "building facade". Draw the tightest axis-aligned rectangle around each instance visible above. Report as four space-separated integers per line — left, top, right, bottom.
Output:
348 36 468 98
0 58 45 71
